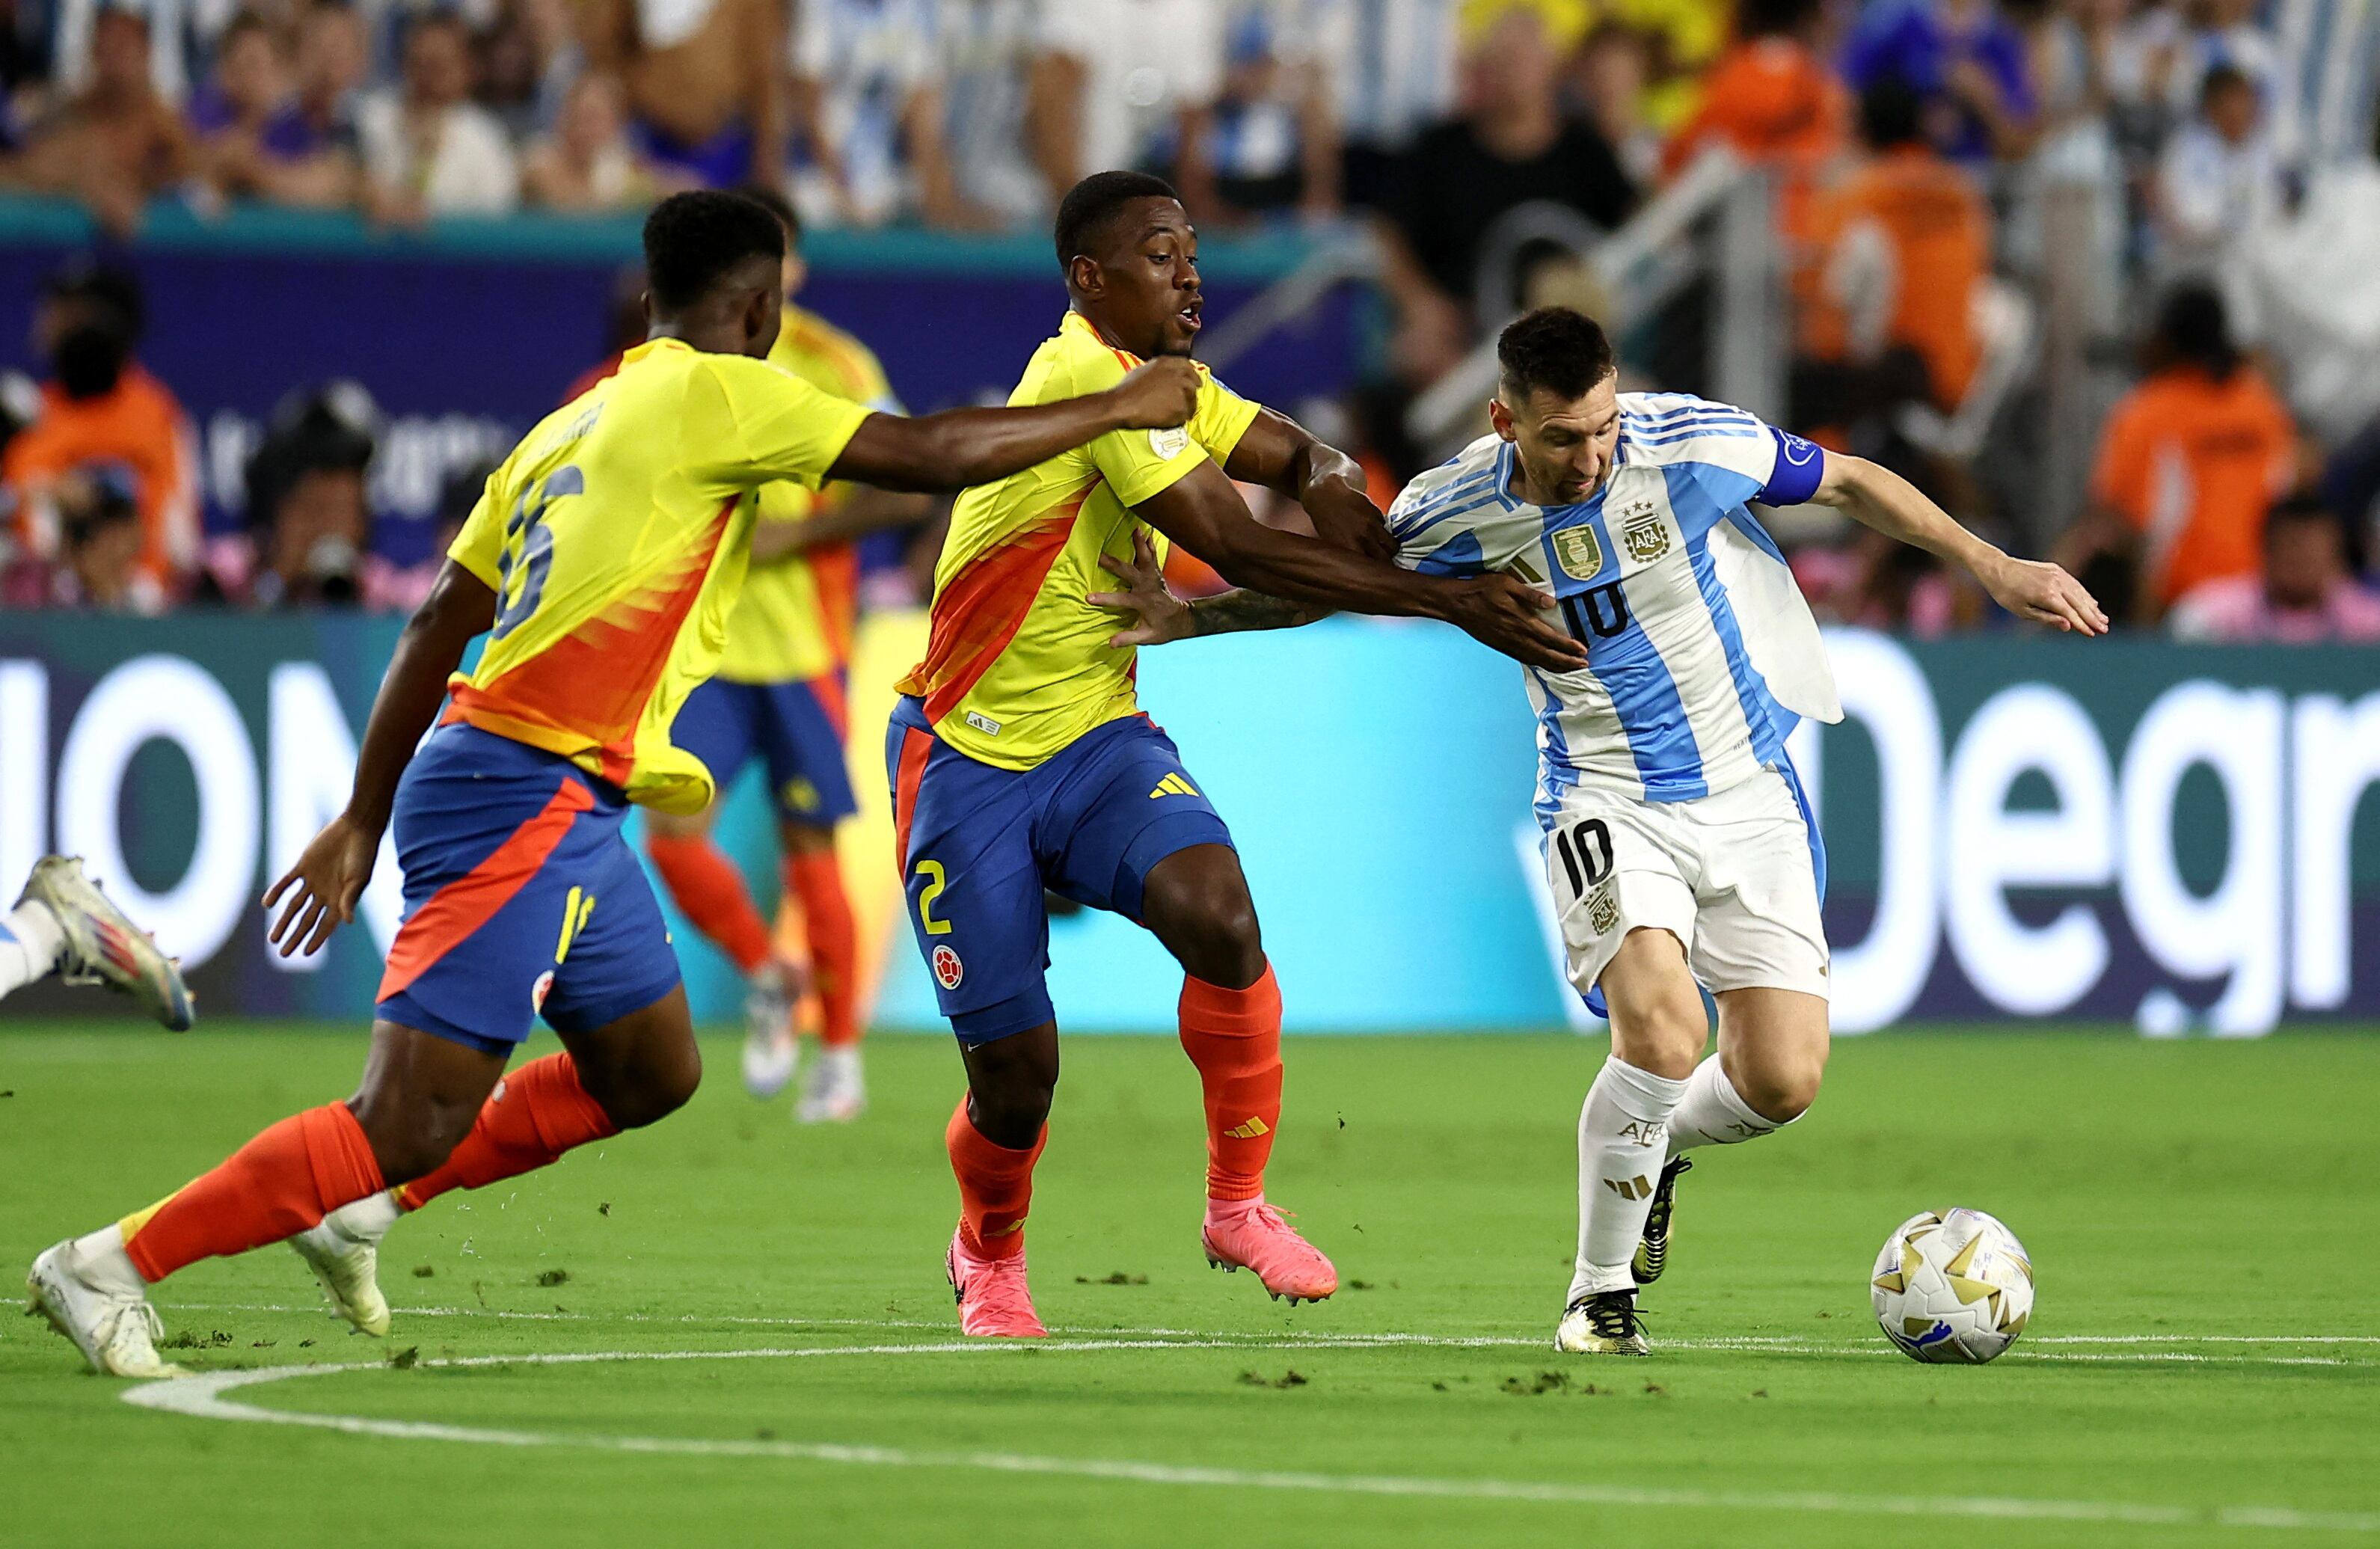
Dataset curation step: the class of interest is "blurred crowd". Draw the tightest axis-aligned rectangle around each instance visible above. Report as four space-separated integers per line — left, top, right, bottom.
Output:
1 0 2377 638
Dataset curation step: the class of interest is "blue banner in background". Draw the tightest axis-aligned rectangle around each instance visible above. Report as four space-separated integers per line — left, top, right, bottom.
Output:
0 200 1360 566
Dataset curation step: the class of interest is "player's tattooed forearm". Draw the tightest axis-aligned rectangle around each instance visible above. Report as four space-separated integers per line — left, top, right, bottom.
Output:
1189 589 1331 636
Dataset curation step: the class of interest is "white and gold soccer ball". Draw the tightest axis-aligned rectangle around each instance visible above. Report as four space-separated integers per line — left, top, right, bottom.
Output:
1870 1208 2034 1364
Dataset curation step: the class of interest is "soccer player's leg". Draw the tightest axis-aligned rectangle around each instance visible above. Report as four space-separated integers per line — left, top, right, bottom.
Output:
1672 770 1832 1156
646 678 802 1097
1042 718 1334 1305
1545 795 1703 1355
2 855 194 1029
756 672 865 1123
889 711 1053 1337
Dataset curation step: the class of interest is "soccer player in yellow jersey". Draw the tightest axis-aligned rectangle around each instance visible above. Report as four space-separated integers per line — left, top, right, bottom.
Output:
891 172 1584 1337
25 191 1202 1376
643 187 927 1122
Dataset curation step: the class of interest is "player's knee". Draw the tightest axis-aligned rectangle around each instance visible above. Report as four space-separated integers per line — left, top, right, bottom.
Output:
969 1080 1055 1149
1738 1058 1823 1124
358 1111 472 1187
593 1049 702 1131
1150 882 1264 987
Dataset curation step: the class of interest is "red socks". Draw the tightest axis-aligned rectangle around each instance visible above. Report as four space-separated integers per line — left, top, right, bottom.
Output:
783 850 859 1048
645 833 772 975
120 1102 384 1283
1179 964 1283 1203
947 1097 1044 1259
396 1053 619 1212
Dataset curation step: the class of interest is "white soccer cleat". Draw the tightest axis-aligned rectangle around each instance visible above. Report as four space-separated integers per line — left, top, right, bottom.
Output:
1554 1289 1650 1356
289 1190 399 1337
25 1234 185 1378
17 856 194 1031
741 963 800 1099
795 1045 865 1124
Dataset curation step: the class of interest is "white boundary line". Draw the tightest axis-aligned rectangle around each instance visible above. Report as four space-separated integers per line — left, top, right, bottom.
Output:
165 1304 2375 1367
121 1343 2380 1536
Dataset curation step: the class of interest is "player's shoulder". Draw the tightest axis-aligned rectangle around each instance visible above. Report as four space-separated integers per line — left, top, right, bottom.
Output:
1387 435 1508 541
779 306 894 401
1616 392 1771 468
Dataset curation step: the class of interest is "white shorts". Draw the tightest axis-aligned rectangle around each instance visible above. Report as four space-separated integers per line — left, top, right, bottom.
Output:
1542 768 1830 1002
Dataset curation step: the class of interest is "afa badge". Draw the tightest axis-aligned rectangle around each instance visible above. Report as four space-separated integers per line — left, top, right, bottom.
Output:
1587 886 1620 936
1551 525 1604 580
1621 509 1670 563
932 944 965 990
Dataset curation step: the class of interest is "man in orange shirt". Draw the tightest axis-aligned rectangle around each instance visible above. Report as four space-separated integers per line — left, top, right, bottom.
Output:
2067 284 2297 620
1795 79 1988 427
2 266 197 613
1661 0 1849 243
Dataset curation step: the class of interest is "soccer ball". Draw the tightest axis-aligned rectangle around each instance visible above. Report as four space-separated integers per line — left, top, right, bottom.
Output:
1870 1208 2034 1364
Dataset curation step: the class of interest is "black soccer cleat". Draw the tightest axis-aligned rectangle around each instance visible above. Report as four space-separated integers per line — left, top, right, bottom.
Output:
1554 1288 1649 1355
1631 1155 1692 1285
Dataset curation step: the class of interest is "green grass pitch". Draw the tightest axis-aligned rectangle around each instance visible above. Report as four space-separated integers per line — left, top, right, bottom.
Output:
3 1022 2376 1548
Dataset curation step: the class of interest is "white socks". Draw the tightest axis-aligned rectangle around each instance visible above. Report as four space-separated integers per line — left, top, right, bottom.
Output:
1568 1058 1688 1301
0 902 66 999
1666 1055 1782 1154
322 1188 404 1244
70 1223 148 1293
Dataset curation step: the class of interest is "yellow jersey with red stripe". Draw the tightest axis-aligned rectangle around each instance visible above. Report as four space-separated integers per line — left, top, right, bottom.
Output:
718 304 903 684
443 337 871 813
898 312 1260 770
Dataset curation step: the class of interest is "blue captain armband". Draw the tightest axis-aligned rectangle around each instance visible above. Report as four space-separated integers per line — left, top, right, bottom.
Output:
1759 427 1826 506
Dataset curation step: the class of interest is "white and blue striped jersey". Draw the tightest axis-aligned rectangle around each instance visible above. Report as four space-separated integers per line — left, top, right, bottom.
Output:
1388 394 1845 815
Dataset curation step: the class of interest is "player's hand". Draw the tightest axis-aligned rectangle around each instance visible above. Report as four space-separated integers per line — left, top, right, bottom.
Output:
1444 574 1589 672
262 813 379 958
1105 358 1202 431
1089 530 1195 646
1981 553 2110 635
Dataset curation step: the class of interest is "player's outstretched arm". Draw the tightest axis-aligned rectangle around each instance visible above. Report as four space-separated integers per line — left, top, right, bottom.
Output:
1130 458 1586 671
1812 453 2110 635
1223 406 1395 561
825 358 1202 494
261 559 497 957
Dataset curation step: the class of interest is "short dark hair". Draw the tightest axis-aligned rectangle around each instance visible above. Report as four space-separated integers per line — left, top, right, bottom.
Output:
2152 281 2238 378
1738 0 1821 39
735 182 803 251
2200 61 2255 108
1055 171 1180 270
1497 307 1617 401
1859 76 1926 149
43 260 144 341
642 190 785 311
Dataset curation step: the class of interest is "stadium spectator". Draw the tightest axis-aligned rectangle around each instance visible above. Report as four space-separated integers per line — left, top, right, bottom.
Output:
358 9 518 219
289 1 366 159
1604 0 1732 130
1 265 197 610
1374 2 1635 384
1571 22 1663 185
790 0 983 229
2067 283 2297 620
2 6 194 233
1660 0 1850 239
239 381 375 608
2154 62 2279 272
1027 0 1226 215
0 464 147 610
523 71 668 209
190 10 358 206
1308 0 1457 209
476 0 581 141
936 0 1046 225
2158 0 2273 119
1794 78 1989 426
46 0 197 105
1841 0 2040 165
1193 1 1343 220
579 0 784 189
2167 494 2380 642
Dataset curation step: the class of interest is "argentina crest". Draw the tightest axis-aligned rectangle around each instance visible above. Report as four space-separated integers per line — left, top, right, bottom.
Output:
1618 498 1670 563
1551 523 1603 580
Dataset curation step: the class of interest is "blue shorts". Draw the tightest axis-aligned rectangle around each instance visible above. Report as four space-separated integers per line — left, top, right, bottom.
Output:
669 674 858 824
376 724 683 1055
886 696 1233 1043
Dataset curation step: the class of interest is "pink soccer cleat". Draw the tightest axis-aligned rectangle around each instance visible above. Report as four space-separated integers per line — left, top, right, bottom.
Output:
1202 1198 1337 1305
946 1227 1047 1338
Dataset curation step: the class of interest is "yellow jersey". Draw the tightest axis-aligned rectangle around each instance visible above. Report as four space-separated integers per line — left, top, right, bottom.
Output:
717 304 903 684
898 312 1259 770
444 337 871 813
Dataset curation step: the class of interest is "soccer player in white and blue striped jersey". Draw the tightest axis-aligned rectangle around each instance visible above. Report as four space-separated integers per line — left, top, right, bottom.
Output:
1094 307 2105 1355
